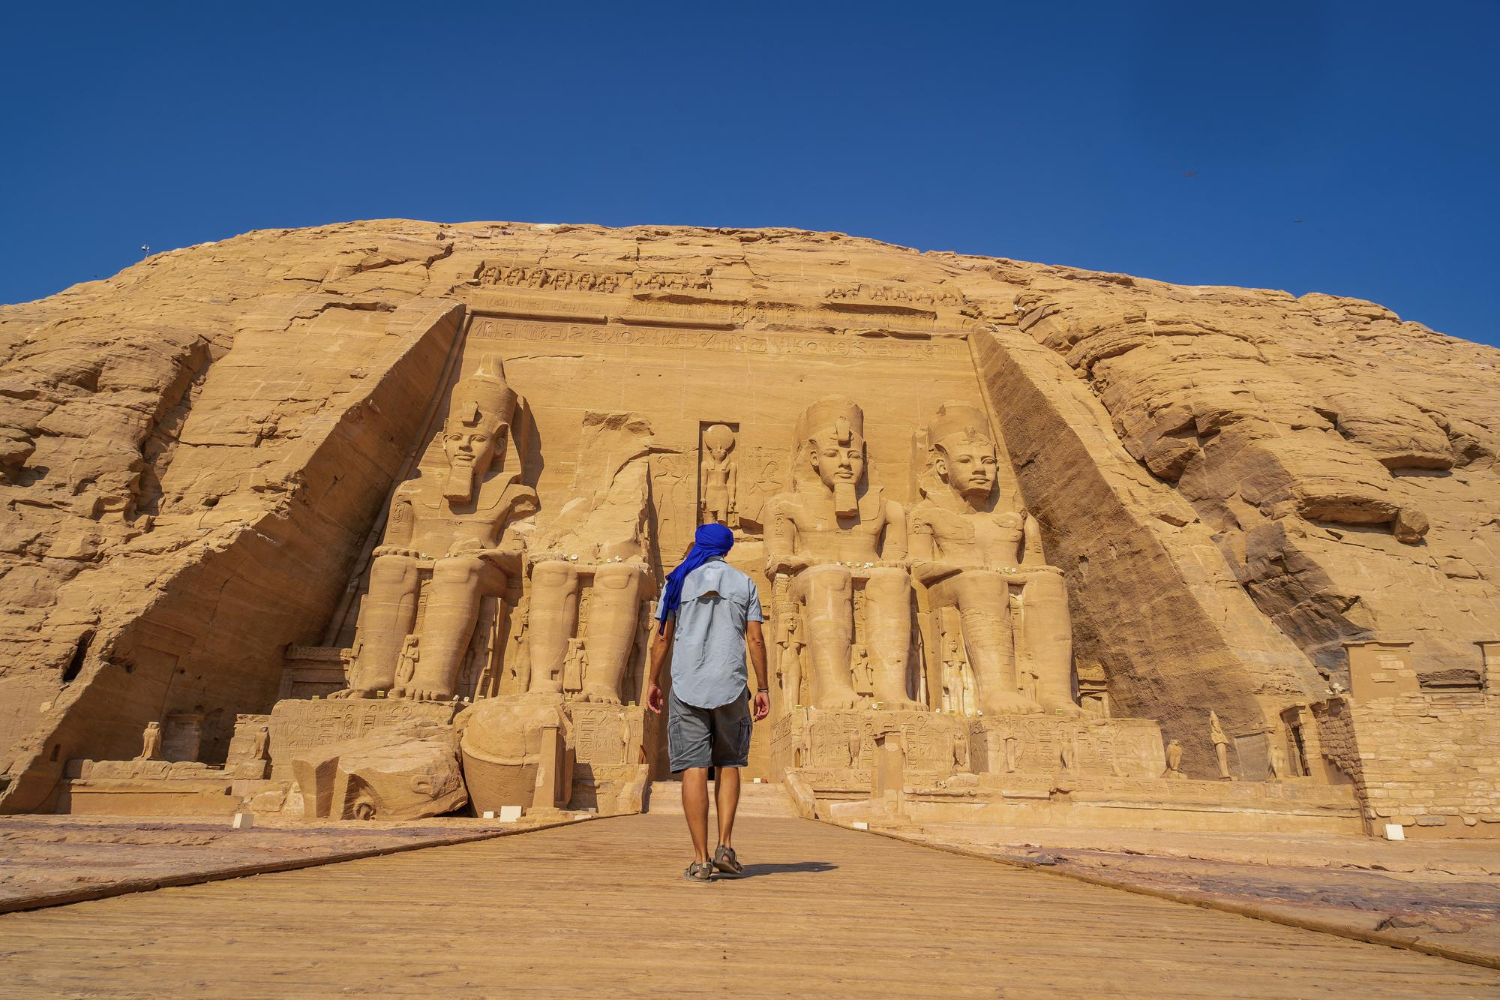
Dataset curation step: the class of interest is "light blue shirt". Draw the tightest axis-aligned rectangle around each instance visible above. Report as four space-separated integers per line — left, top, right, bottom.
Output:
661 557 763 709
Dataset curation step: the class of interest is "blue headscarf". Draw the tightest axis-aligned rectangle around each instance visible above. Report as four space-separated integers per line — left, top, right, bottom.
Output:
657 523 735 633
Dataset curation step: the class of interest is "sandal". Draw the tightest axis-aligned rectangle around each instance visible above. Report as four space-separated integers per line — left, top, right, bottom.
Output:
683 860 714 883
712 844 743 877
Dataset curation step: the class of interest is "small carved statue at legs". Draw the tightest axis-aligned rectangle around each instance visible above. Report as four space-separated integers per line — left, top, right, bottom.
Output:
526 558 581 696
580 561 651 704
335 552 423 698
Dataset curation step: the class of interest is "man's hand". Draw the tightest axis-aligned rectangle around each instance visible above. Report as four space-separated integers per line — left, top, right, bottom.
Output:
646 681 664 715
752 690 770 721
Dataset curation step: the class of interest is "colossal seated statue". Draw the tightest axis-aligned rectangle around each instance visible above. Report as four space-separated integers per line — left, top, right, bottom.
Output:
763 396 920 710
909 403 1080 717
335 357 538 701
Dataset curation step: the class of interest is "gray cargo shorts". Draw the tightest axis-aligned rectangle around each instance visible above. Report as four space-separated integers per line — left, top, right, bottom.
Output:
668 690 752 772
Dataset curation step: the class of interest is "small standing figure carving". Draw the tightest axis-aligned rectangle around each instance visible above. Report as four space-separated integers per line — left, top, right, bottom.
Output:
1164 738 1186 780
699 424 738 527
252 725 271 761
852 643 874 698
136 721 163 761
1209 711 1233 780
562 638 587 695
1004 734 1023 773
847 727 863 768
393 635 420 691
941 634 965 714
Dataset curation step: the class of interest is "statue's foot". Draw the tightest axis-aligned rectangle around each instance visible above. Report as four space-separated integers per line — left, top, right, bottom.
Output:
816 689 865 711
982 692 1044 716
329 687 377 700
1040 699 1085 718
874 696 926 711
404 685 456 702
578 684 622 705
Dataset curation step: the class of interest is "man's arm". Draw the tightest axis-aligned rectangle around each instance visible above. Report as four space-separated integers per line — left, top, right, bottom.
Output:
747 620 769 721
645 620 672 714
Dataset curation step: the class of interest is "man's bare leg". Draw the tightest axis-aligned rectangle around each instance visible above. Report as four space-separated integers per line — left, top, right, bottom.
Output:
715 766 741 849
681 768 711 863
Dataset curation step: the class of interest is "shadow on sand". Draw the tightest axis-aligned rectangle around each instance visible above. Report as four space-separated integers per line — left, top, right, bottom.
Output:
736 861 838 878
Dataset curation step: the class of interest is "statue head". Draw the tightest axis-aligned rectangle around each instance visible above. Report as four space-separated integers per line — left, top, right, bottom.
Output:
795 396 865 515
703 423 735 462
928 403 998 505
442 356 518 503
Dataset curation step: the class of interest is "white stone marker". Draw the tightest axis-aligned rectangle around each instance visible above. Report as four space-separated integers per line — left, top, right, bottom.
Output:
232 812 254 830
1384 823 1405 841
498 805 523 823
852 821 869 831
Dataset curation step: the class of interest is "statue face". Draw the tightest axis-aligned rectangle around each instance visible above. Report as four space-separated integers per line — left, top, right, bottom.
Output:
708 444 728 462
810 438 864 491
936 437 998 500
443 417 507 479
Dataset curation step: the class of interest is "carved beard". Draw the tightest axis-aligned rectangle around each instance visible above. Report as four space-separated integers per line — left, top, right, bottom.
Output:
833 481 858 518
444 461 480 504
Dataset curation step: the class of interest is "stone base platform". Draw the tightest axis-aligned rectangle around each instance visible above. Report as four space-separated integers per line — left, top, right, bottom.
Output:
790 768 1363 835
776 712 1361 835
57 760 240 818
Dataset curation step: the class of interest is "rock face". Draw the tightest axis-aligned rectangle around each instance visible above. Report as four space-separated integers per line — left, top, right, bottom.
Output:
1 220 1496 808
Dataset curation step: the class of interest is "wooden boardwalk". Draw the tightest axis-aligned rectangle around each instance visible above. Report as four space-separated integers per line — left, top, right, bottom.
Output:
2 812 1498 998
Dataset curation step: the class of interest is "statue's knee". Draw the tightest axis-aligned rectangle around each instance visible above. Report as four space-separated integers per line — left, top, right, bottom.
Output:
864 568 910 602
954 572 1007 607
370 554 417 588
594 562 645 591
803 564 851 593
531 561 577 590
433 554 482 584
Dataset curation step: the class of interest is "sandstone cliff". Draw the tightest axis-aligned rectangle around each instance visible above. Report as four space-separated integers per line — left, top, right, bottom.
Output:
2 220 1495 802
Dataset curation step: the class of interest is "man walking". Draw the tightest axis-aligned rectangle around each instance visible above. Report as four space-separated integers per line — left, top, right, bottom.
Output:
646 522 770 883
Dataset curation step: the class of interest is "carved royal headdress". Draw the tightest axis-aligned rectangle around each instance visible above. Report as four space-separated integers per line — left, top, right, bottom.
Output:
917 402 998 503
448 355 518 429
793 395 866 514
796 395 864 451
926 403 992 451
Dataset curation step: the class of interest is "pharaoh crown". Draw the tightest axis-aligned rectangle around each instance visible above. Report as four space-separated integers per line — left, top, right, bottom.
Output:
449 355 517 427
927 402 992 450
796 395 864 447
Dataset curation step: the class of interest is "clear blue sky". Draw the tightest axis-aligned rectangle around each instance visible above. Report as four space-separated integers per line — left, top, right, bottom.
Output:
3 2 1497 346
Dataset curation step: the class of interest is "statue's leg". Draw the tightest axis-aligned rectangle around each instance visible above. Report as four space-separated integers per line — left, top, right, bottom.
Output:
946 572 1040 715
1018 572 1082 717
795 565 861 710
336 553 420 698
527 559 580 695
866 568 922 709
581 561 649 704
403 554 501 702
